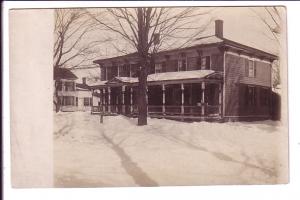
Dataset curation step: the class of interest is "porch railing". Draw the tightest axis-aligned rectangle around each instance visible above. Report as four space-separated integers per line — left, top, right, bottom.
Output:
91 104 221 117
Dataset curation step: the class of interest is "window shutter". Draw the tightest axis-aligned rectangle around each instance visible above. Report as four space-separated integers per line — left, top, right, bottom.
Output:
254 61 257 77
162 62 166 72
245 87 249 106
245 59 249 76
197 57 201 70
206 56 210 70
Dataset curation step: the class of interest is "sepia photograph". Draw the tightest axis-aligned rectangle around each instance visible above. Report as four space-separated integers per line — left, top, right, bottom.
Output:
52 6 288 187
9 5 289 189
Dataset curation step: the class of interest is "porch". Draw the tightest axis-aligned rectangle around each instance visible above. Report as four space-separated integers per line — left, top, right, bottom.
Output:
91 81 223 121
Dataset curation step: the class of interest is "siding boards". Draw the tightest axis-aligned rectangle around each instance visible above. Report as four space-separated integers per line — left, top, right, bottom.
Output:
225 53 272 117
211 54 223 71
225 54 243 116
240 60 271 87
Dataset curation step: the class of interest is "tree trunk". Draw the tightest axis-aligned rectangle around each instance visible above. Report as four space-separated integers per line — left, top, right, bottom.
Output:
54 80 61 113
136 8 149 126
137 61 148 126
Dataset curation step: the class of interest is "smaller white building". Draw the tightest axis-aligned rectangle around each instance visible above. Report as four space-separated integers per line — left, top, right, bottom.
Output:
54 67 100 112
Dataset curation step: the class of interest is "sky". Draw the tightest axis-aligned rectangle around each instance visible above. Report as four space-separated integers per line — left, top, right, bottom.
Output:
60 6 285 68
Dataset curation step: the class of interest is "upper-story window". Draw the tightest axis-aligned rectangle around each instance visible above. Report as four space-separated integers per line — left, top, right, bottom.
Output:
57 81 62 91
102 67 107 80
197 56 210 70
64 81 75 91
178 58 187 71
155 63 162 73
245 59 256 77
154 62 166 73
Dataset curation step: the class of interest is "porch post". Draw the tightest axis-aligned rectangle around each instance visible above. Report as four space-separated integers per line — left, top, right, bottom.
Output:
122 86 125 114
117 64 120 77
219 83 222 115
129 64 132 77
162 84 165 115
181 83 185 116
146 86 148 115
91 89 94 114
103 88 106 112
130 87 133 114
108 87 111 113
201 82 205 116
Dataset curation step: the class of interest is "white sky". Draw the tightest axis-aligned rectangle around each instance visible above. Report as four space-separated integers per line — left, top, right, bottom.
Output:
65 6 284 67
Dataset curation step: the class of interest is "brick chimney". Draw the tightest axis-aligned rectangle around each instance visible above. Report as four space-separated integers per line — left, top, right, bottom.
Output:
82 77 86 85
215 20 223 38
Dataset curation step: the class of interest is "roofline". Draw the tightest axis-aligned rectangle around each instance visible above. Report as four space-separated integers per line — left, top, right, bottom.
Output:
93 52 138 65
93 36 278 64
221 38 278 60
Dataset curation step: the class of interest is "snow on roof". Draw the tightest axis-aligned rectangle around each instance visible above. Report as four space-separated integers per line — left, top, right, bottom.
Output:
183 35 223 48
88 80 107 87
112 70 215 84
71 67 99 83
115 77 138 83
148 70 215 82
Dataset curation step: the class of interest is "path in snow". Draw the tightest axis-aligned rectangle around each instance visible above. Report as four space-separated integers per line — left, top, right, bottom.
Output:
54 112 288 187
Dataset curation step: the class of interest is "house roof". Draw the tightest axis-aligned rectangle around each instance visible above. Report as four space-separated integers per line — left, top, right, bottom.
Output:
76 83 90 90
106 70 216 85
93 35 278 65
71 67 100 83
54 68 78 80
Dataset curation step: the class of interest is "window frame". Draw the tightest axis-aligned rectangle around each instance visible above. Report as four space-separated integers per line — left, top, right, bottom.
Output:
245 58 256 78
84 97 91 106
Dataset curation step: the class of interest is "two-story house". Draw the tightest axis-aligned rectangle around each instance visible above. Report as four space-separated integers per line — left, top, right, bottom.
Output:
54 68 96 112
91 20 277 121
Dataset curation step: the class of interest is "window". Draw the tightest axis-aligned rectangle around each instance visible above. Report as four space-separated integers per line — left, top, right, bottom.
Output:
106 67 113 80
101 67 107 80
178 58 187 71
155 63 162 73
245 86 257 106
245 59 256 77
260 88 270 106
84 97 91 106
119 64 130 77
64 82 75 91
56 81 62 91
63 96 75 106
197 56 210 70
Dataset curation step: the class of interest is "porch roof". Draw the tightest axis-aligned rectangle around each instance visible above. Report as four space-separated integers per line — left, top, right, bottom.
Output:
109 70 218 84
88 80 107 87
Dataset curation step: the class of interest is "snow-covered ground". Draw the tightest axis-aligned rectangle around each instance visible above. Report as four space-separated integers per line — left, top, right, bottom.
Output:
54 112 288 187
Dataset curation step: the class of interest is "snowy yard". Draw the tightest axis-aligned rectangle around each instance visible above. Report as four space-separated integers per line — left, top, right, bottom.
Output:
54 112 288 187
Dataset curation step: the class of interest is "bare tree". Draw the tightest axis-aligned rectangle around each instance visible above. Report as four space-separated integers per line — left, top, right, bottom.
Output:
53 8 107 112
251 7 284 89
87 7 212 125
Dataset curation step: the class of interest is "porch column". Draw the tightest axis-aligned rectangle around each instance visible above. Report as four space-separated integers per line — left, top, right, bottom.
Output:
130 87 133 114
122 86 125 114
91 89 94 114
146 86 148 115
219 83 222 115
201 82 205 116
162 84 165 115
117 64 120 77
181 83 185 115
129 64 132 77
103 89 106 112
108 87 111 113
